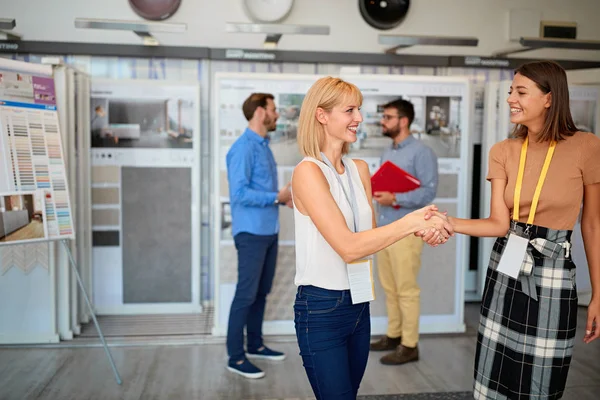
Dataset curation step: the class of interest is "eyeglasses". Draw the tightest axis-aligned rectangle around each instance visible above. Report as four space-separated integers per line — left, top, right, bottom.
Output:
381 114 403 121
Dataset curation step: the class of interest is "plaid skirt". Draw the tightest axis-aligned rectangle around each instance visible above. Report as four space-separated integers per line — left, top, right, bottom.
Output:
474 222 578 400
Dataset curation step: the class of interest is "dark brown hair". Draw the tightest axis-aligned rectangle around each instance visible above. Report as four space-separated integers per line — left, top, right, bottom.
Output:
383 98 415 126
511 61 578 142
242 93 275 121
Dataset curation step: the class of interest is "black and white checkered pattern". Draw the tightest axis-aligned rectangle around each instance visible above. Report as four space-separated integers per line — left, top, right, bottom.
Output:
474 222 578 400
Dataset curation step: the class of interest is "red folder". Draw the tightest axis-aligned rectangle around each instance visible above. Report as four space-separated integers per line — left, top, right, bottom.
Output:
371 161 421 194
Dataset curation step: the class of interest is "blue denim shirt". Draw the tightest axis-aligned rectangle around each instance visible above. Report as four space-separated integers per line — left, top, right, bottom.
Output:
226 128 279 237
377 135 438 226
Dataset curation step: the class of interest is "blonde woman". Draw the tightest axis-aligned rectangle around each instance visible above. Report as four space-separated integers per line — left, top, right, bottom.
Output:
290 77 453 400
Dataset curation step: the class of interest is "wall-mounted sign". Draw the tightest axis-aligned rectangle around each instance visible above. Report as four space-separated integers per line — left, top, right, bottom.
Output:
225 49 277 61
464 57 511 68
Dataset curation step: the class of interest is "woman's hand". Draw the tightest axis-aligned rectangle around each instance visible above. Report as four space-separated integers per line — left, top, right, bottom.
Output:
584 297 600 344
418 228 445 247
408 205 453 246
415 207 450 246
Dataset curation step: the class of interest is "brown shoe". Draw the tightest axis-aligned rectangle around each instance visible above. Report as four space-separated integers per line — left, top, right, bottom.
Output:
380 344 419 365
370 335 401 351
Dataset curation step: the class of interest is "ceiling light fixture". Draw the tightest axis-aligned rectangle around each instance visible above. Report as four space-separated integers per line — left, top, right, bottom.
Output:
74 18 186 45
379 34 479 54
493 36 600 57
225 22 330 49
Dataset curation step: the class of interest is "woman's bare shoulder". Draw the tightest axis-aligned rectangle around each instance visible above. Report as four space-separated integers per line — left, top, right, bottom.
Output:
293 158 328 186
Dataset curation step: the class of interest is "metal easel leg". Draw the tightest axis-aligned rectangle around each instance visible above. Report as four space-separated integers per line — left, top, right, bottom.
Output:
61 240 122 385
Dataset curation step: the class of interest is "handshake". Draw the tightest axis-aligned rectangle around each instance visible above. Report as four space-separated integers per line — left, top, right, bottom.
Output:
409 205 454 247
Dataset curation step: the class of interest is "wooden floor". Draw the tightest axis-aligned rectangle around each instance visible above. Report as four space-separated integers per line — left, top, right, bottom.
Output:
0 304 598 400
0 220 44 242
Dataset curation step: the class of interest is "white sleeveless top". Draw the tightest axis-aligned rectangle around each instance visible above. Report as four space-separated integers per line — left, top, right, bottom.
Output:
293 157 373 290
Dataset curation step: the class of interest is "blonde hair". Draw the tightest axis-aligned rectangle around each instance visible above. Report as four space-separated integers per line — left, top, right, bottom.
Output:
297 76 363 159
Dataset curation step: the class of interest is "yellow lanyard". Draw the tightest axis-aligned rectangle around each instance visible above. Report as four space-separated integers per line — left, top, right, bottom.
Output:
513 137 557 225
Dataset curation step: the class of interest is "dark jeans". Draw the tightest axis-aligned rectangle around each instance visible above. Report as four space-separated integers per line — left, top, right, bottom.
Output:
294 285 371 400
226 232 278 362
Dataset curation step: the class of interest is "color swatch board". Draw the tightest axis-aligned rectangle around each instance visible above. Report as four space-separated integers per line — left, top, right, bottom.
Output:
0 59 75 245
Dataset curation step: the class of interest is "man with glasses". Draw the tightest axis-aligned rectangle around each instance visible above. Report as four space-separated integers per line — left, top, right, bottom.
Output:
370 98 438 365
225 93 292 379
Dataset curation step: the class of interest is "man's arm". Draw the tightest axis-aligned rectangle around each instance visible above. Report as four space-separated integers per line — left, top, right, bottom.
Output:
395 147 438 208
227 144 278 207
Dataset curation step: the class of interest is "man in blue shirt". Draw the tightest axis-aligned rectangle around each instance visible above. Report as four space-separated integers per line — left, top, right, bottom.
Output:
225 93 292 379
369 99 438 365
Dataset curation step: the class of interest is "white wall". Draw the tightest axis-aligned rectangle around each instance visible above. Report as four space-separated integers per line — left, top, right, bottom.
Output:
568 68 600 84
3 0 600 61
567 69 600 135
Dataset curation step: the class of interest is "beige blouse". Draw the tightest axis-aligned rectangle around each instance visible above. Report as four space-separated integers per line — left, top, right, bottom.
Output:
487 131 600 230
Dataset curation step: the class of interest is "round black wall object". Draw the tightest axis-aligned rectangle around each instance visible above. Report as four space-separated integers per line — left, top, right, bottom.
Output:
129 0 182 21
359 0 410 30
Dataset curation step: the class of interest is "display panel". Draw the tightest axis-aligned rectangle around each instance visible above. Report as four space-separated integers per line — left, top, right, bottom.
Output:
213 73 473 335
0 59 74 246
90 79 201 313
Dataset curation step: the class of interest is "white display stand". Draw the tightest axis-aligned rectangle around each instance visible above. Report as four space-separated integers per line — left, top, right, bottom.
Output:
342 74 473 334
212 73 322 336
479 82 599 305
0 58 121 384
53 64 93 340
478 81 509 297
0 59 71 344
212 72 472 336
0 61 93 344
89 79 202 315
464 83 485 300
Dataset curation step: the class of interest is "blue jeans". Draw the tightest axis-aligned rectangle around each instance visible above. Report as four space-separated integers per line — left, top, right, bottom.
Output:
294 285 371 400
226 233 278 362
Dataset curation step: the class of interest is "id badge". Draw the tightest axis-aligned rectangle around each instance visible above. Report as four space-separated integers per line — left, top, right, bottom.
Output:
496 231 529 279
346 259 375 304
